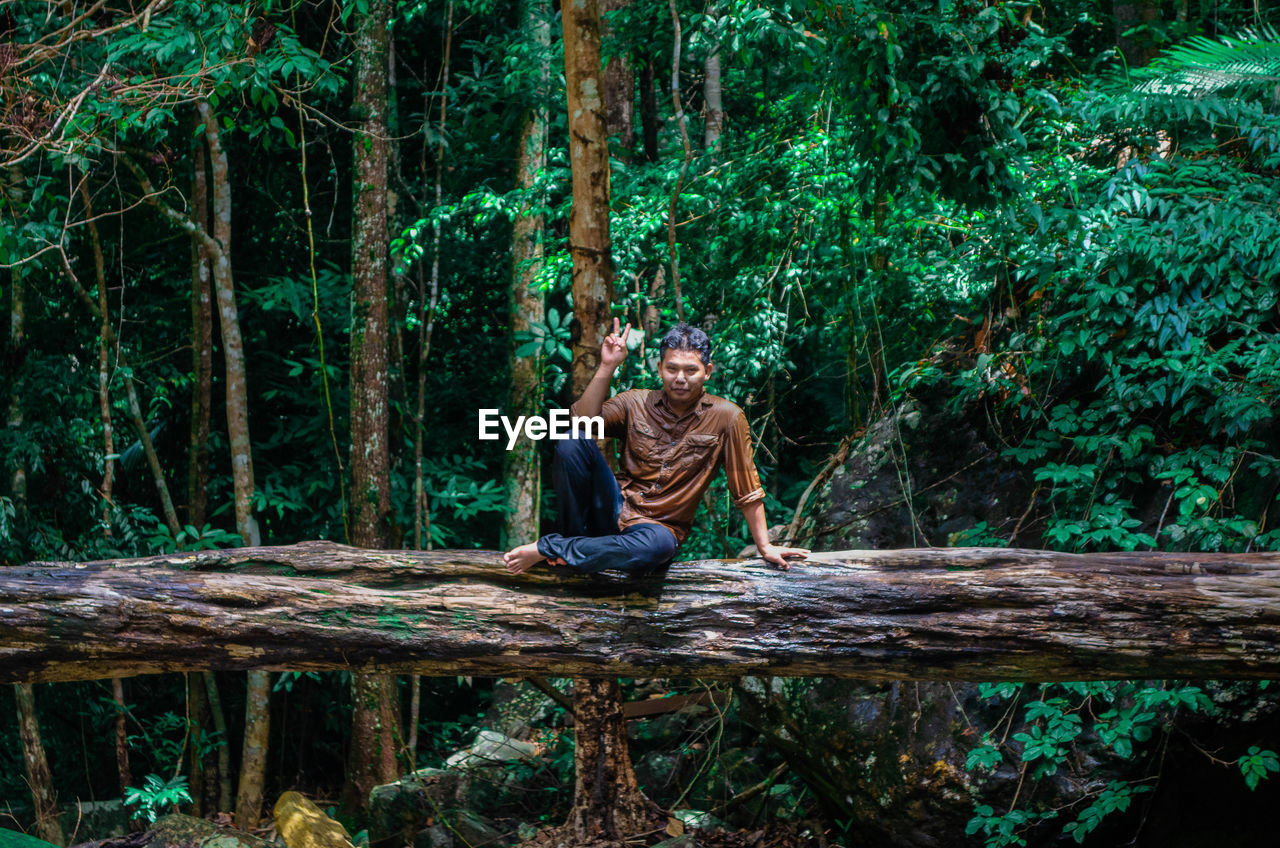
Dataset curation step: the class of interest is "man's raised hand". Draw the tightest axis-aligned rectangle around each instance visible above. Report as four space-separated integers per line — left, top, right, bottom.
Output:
601 317 631 369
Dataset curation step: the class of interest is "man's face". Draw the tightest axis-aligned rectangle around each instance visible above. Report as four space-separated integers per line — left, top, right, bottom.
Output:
659 348 714 408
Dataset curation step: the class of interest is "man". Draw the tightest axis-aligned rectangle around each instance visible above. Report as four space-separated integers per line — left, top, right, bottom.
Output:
503 320 809 575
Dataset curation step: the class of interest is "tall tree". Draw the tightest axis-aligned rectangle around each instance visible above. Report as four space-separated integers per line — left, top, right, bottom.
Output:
344 0 400 814
703 4 724 149
563 0 617 393
5 172 27 537
560 0 657 838
5 171 60 844
186 99 268 829
503 0 551 548
602 0 636 156
15 684 63 845
74 178 135 799
189 119 214 532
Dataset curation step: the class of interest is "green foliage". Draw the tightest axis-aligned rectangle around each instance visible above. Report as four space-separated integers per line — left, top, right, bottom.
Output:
4 0 1280 839
1134 24 1280 100
963 680 1240 846
909 40 1280 554
513 307 574 395
1238 746 1280 790
123 774 193 824
128 711 194 777
1061 781 1152 844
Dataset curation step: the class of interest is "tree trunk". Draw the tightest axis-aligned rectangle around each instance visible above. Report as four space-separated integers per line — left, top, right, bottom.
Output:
234 670 271 829
562 0 616 395
640 59 660 163
562 678 662 839
1113 0 1162 68
197 99 258 548
413 4 450 552
349 0 392 553
120 141 250 819
193 97 267 830
189 124 214 530
6 181 26 534
123 361 183 536
502 0 550 549
5 543 1280 682
15 684 65 846
703 6 724 150
342 673 400 815
113 677 132 798
204 671 234 813
186 673 205 817
666 0 691 321
601 0 635 157
345 0 399 815
76 178 117 535
562 3 650 834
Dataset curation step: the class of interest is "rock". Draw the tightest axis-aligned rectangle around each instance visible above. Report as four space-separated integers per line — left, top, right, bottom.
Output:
672 809 723 830
367 763 517 848
443 730 539 770
807 399 1029 550
481 681 563 739
274 791 354 848
734 679 993 848
367 770 457 848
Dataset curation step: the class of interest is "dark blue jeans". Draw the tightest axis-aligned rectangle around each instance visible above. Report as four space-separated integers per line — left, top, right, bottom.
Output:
536 434 678 574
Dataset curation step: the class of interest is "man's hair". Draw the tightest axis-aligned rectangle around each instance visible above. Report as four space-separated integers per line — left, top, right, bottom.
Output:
659 323 712 365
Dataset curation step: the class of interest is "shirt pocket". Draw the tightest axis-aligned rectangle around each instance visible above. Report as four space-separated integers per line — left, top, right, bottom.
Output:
630 419 663 462
677 433 722 471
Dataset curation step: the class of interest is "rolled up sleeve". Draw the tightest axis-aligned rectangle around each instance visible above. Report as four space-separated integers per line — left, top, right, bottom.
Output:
723 411 765 508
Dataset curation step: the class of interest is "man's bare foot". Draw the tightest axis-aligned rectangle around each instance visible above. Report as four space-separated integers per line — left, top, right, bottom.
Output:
504 542 543 574
503 544 568 574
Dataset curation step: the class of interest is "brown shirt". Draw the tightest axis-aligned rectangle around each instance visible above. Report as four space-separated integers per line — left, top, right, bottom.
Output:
573 388 766 544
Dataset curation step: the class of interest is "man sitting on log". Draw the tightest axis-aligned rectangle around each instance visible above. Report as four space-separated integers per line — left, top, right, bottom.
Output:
504 320 810 575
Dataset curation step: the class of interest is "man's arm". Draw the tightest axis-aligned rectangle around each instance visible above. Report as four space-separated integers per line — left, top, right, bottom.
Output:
722 411 809 570
740 500 810 571
570 317 630 419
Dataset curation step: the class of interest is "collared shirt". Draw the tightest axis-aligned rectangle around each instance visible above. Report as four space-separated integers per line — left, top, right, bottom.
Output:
573 388 766 544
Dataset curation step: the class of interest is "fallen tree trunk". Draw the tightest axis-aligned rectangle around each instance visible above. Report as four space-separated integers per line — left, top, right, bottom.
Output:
3 541 1278 683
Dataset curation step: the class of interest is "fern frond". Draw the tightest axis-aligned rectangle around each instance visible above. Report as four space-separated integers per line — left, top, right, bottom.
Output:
1134 26 1280 100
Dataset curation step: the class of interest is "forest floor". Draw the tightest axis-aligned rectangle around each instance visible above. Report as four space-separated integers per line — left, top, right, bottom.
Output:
521 821 834 848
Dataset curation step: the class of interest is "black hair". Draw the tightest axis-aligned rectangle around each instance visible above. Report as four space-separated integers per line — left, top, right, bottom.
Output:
659 323 712 365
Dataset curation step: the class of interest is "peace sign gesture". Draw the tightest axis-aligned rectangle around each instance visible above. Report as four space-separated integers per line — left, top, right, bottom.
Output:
601 317 631 369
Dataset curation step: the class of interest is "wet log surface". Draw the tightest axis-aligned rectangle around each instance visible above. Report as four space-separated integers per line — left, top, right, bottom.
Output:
3 541 1278 683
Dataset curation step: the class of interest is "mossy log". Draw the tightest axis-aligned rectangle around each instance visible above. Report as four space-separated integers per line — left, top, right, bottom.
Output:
3 541 1278 683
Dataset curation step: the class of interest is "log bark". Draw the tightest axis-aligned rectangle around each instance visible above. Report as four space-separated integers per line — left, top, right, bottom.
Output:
3 542 1280 682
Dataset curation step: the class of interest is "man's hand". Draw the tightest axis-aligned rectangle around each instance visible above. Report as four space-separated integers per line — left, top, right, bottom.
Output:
759 543 810 571
601 317 631 370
